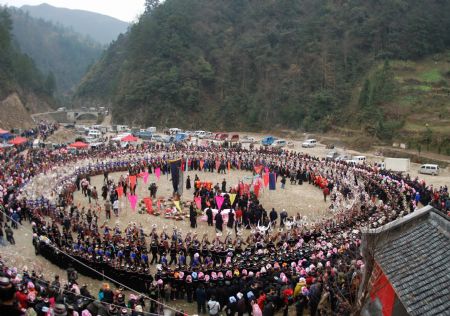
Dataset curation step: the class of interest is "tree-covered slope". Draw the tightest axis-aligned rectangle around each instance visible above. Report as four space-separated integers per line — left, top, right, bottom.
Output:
9 8 104 96
0 7 54 100
20 3 129 45
75 0 450 131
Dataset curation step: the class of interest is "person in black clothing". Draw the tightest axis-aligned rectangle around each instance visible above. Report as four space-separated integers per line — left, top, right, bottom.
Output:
206 207 213 226
196 284 207 314
269 208 278 227
227 210 234 230
190 203 197 228
221 179 227 192
215 211 223 233
186 176 191 190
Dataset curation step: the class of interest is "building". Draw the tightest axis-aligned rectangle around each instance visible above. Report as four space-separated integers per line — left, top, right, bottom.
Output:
360 205 450 316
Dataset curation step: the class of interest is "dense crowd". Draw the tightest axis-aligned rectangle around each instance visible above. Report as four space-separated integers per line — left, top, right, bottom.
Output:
0 137 449 316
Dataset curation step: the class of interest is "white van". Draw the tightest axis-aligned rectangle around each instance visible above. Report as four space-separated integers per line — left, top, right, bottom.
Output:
87 129 102 138
352 156 367 164
419 164 440 176
272 139 287 148
302 139 317 148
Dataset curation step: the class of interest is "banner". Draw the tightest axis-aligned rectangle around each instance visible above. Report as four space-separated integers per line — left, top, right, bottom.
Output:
174 200 181 211
254 165 263 174
254 183 260 197
128 194 138 211
263 173 269 187
143 197 153 214
142 171 149 184
194 197 202 209
155 167 161 180
269 173 276 190
229 193 237 205
169 159 182 193
129 175 137 189
116 186 123 198
215 195 224 210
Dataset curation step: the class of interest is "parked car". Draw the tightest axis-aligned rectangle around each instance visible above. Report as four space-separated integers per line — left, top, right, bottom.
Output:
335 154 351 161
419 164 440 176
152 134 165 142
261 136 277 146
272 139 287 148
302 139 317 148
241 136 256 144
137 131 153 140
326 150 339 160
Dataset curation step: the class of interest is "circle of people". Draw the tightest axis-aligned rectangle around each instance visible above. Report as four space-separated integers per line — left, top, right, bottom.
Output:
0 139 448 316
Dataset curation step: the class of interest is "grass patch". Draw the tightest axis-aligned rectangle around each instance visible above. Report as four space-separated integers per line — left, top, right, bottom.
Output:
415 85 432 91
420 69 443 83
398 95 417 107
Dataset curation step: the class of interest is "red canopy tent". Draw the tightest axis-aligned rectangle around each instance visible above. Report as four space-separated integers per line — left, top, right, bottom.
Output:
8 136 28 145
121 135 138 142
69 141 88 149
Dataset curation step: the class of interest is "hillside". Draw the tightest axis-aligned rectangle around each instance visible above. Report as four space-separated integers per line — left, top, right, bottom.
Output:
8 8 104 96
75 0 450 138
0 7 55 128
20 3 129 45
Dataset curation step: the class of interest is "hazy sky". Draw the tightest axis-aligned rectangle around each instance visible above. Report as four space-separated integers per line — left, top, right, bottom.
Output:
0 0 146 22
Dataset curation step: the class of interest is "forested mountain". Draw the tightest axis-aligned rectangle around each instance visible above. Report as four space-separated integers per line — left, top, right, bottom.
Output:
20 3 129 45
75 0 450 136
0 7 54 99
0 7 55 128
9 8 104 96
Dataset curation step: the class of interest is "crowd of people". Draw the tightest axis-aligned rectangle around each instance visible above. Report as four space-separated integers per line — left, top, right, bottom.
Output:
0 135 449 315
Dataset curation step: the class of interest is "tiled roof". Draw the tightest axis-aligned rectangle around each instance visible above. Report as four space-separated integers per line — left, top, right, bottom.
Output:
371 208 450 316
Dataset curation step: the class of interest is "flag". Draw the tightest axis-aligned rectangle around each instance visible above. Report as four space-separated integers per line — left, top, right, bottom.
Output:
129 175 137 189
116 186 123 198
169 159 182 193
128 194 138 211
254 183 260 197
215 195 224 210
143 197 153 214
254 165 263 174
142 171 149 184
155 167 161 180
269 173 276 190
194 197 202 209
263 173 269 187
229 193 237 205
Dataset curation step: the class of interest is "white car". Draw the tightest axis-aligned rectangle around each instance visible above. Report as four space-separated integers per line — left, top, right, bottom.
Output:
152 134 164 142
302 139 317 148
240 136 256 144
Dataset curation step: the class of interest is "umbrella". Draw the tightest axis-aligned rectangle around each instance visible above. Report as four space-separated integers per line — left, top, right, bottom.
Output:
0 128 9 134
121 135 138 142
69 141 88 149
8 136 28 145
